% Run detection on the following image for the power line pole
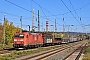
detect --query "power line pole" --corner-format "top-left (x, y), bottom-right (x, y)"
top-left (46, 21), bottom-right (49, 32)
top-left (20, 16), bottom-right (22, 32)
top-left (38, 10), bottom-right (40, 32)
top-left (3, 14), bottom-right (6, 47)
top-left (63, 24), bottom-right (65, 33)
top-left (63, 17), bottom-right (64, 35)
top-left (55, 19), bottom-right (57, 32)
top-left (32, 9), bottom-right (34, 32)
top-left (42, 22), bottom-right (43, 32)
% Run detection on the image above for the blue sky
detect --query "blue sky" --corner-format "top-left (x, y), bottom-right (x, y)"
top-left (0, 0), bottom-right (90, 33)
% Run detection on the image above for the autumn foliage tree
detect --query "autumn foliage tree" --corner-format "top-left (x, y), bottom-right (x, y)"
top-left (0, 23), bottom-right (3, 44)
top-left (52, 32), bottom-right (69, 38)
top-left (3, 19), bottom-right (21, 44)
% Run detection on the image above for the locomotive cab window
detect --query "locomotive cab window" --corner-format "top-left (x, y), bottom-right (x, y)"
top-left (19, 34), bottom-right (24, 38)
top-left (14, 34), bottom-right (24, 38)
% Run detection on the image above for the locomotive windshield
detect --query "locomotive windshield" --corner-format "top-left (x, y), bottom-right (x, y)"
top-left (14, 34), bottom-right (24, 38)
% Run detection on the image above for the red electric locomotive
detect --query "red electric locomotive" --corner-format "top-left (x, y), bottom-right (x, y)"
top-left (13, 32), bottom-right (44, 49)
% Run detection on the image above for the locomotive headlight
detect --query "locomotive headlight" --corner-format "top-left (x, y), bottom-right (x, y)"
top-left (14, 39), bottom-right (17, 41)
top-left (20, 39), bottom-right (23, 41)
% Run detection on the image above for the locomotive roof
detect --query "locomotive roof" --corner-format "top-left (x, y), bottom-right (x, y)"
top-left (30, 33), bottom-right (40, 35)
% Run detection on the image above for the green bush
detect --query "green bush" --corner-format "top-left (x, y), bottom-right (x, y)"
top-left (82, 53), bottom-right (90, 60)
top-left (88, 40), bottom-right (90, 44)
top-left (84, 47), bottom-right (90, 54)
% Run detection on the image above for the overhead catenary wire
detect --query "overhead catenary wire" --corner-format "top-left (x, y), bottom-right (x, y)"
top-left (64, 2), bottom-right (90, 15)
top-left (63, 2), bottom-right (90, 17)
top-left (0, 11), bottom-right (34, 25)
top-left (68, 0), bottom-right (86, 30)
top-left (0, 11), bottom-right (20, 17)
top-left (37, 2), bottom-right (63, 26)
top-left (5, 0), bottom-right (90, 19)
top-left (69, 0), bottom-right (84, 28)
top-left (0, 14), bottom-right (29, 28)
top-left (5, 0), bottom-right (40, 20)
top-left (0, 11), bottom-right (42, 31)
top-left (5, 0), bottom-right (32, 14)
top-left (45, 2), bottom-right (90, 17)
top-left (4, 0), bottom-right (62, 27)
top-left (6, 0), bottom-right (88, 27)
top-left (5, 0), bottom-right (62, 26)
top-left (68, 0), bottom-right (79, 18)
top-left (5, 0), bottom-right (90, 32)
top-left (32, 0), bottom-right (90, 28)
top-left (61, 0), bottom-right (83, 27)
top-left (32, 0), bottom-right (57, 18)
top-left (0, 11), bottom-right (32, 19)
top-left (0, 11), bottom-right (34, 31)
top-left (5, 0), bottom-right (49, 20)
top-left (32, 0), bottom-right (66, 25)
top-left (4, 0), bottom-right (67, 31)
top-left (1, 18), bottom-right (29, 28)
top-left (0, 18), bottom-right (20, 27)
top-left (39, 5), bottom-right (48, 20)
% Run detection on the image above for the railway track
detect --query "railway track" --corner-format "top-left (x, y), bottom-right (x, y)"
top-left (63, 43), bottom-right (86, 60)
top-left (0, 40), bottom-right (87, 60)
top-left (63, 40), bottom-right (88, 60)
top-left (18, 41), bottom-right (84, 60)
top-left (75, 44), bottom-right (89, 60)
top-left (0, 41), bottom-right (80, 55)
top-left (0, 48), bottom-right (16, 55)
top-left (0, 49), bottom-right (10, 54)
top-left (0, 45), bottom-right (61, 55)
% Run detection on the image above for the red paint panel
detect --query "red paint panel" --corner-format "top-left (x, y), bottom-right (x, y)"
top-left (28, 33), bottom-right (43, 45)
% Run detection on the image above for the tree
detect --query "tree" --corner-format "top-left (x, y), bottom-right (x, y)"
top-left (63, 33), bottom-right (68, 38)
top-left (59, 33), bottom-right (63, 38)
top-left (0, 23), bottom-right (3, 44)
top-left (3, 19), bottom-right (21, 44)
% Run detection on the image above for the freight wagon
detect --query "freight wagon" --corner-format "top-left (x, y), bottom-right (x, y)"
top-left (61, 37), bottom-right (80, 44)
top-left (61, 38), bottom-right (70, 43)
top-left (69, 38), bottom-right (78, 43)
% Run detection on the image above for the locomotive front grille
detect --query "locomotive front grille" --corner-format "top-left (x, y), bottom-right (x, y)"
top-left (13, 44), bottom-right (24, 48)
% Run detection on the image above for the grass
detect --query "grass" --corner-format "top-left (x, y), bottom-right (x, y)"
top-left (84, 47), bottom-right (90, 54)
top-left (82, 53), bottom-right (90, 60)
top-left (82, 40), bottom-right (90, 60)
top-left (0, 45), bottom-right (60, 60)
top-left (88, 40), bottom-right (90, 44)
